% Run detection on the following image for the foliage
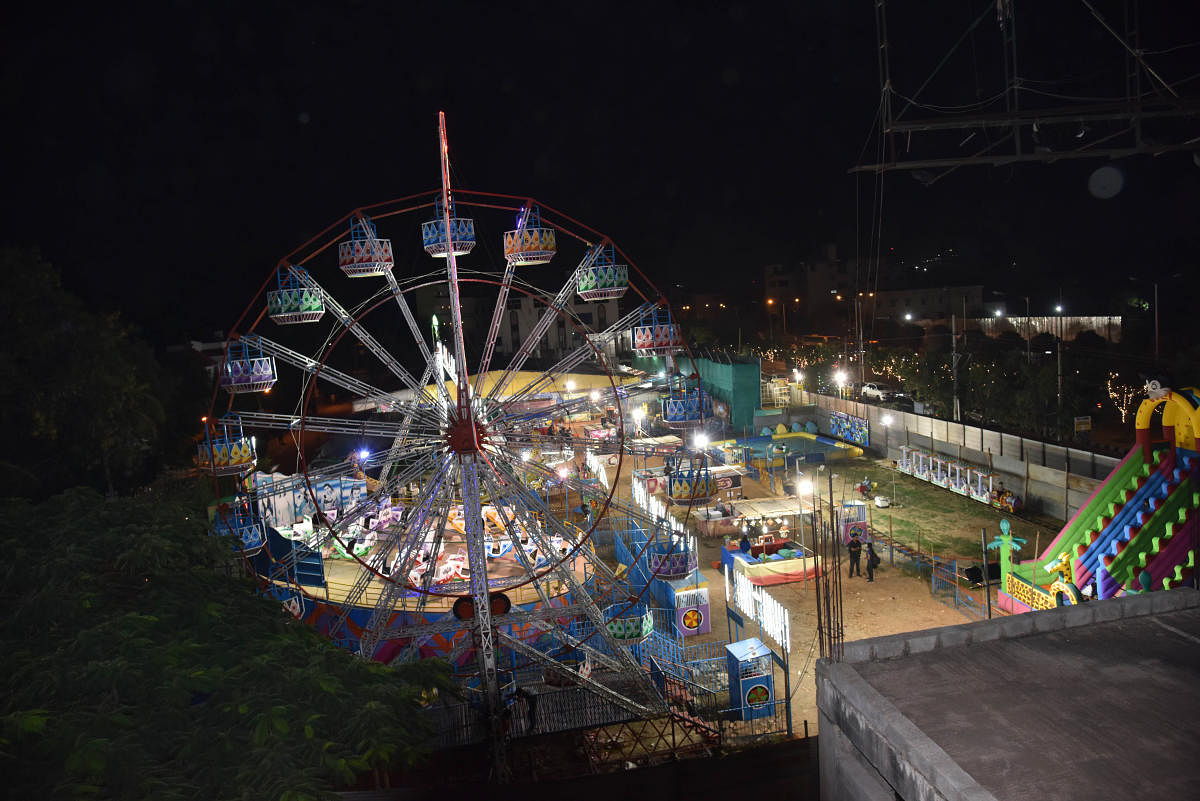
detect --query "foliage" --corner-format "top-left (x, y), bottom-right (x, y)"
top-left (0, 248), bottom-right (194, 498)
top-left (0, 480), bottom-right (454, 800)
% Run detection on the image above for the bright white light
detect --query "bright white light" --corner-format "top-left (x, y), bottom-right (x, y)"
top-left (589, 389), bottom-right (600, 402)
top-left (556, 466), bottom-right (569, 479)
top-left (565, 380), bottom-right (576, 392)
top-left (798, 479), bottom-right (814, 495)
top-left (834, 370), bottom-right (847, 387)
top-left (904, 313), bottom-right (913, 321)
top-left (657, 370), bottom-right (666, 378)
top-left (762, 522), bottom-right (769, 534)
top-left (694, 433), bottom-right (710, 450)
top-left (994, 309), bottom-right (1003, 317)
top-left (792, 369), bottom-right (801, 380)
top-left (1055, 304), bottom-right (1063, 313)
top-left (521, 450), bottom-right (531, 462)
top-left (881, 414), bottom-right (893, 427)
top-left (632, 407), bottom-right (645, 422)
top-left (358, 448), bottom-right (370, 459)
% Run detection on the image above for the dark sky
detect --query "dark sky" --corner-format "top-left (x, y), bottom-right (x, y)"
top-left (3, 1), bottom-right (1198, 341)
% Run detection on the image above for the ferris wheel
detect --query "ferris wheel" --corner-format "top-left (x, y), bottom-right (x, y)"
top-left (200, 112), bottom-right (716, 770)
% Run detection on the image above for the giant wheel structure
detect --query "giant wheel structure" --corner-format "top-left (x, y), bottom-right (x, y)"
top-left (200, 113), bottom-right (716, 777)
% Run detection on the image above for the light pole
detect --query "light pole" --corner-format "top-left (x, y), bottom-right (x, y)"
top-left (834, 370), bottom-right (847, 400)
top-left (1055, 303), bottom-right (1064, 420)
top-left (1023, 296), bottom-right (1031, 365)
top-left (882, 414), bottom-right (897, 505)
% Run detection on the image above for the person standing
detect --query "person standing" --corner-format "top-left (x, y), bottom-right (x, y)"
top-left (866, 541), bottom-right (879, 582)
top-left (848, 534), bottom-right (863, 577)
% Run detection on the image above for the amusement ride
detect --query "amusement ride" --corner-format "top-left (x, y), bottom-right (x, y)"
top-left (200, 113), bottom-right (720, 778)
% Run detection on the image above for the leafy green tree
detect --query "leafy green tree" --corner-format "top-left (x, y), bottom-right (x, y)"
top-left (0, 479), bottom-right (454, 800)
top-left (0, 249), bottom-right (172, 497)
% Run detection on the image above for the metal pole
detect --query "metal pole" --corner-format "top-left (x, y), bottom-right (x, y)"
top-left (1056, 311), bottom-right (1063, 421)
top-left (951, 313), bottom-right (960, 422)
top-left (981, 527), bottom-right (993, 619)
top-left (1024, 296), bottom-right (1031, 365)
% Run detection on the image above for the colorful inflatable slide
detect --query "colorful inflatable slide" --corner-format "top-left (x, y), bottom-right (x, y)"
top-left (999, 382), bottom-right (1199, 612)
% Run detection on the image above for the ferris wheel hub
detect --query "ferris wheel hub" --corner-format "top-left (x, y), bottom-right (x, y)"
top-left (446, 414), bottom-right (488, 454)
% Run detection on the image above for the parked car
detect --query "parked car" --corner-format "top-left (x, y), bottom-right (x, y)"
top-left (860, 382), bottom-right (897, 401)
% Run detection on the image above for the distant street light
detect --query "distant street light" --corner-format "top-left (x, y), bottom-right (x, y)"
top-left (904, 312), bottom-right (913, 321)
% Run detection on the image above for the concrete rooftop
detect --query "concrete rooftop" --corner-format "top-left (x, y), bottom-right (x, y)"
top-left (818, 588), bottom-right (1200, 801)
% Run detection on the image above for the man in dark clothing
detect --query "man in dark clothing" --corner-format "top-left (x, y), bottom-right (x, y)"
top-left (847, 535), bottom-right (863, 577)
top-left (866, 542), bottom-right (879, 582)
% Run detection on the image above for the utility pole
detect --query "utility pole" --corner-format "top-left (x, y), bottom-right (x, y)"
top-left (857, 297), bottom-right (866, 387)
top-left (951, 313), bottom-right (961, 422)
top-left (1024, 296), bottom-right (1031, 365)
top-left (1055, 300), bottom-right (1064, 420)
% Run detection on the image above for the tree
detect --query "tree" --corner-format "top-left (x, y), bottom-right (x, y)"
top-left (0, 479), bottom-right (454, 799)
top-left (0, 249), bottom-right (171, 497)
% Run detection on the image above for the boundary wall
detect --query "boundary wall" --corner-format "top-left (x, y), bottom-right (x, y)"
top-left (796, 391), bottom-right (1121, 520)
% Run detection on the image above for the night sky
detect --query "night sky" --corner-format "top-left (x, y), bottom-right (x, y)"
top-left (4, 1), bottom-right (1198, 342)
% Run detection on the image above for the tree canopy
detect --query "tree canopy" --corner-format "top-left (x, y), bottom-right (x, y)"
top-left (0, 480), bottom-right (454, 800)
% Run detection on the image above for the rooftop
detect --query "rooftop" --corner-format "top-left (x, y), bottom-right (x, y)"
top-left (818, 589), bottom-right (1200, 800)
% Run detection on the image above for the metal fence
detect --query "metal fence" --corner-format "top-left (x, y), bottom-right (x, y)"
top-left (931, 557), bottom-right (987, 621)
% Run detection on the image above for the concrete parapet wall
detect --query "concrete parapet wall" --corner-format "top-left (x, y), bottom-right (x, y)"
top-left (840, 587), bottom-right (1199, 664)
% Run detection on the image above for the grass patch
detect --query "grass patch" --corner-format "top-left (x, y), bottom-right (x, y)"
top-left (816, 457), bottom-right (1063, 561)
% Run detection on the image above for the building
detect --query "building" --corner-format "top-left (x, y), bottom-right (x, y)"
top-left (495, 293), bottom-right (623, 363)
top-left (872, 284), bottom-right (985, 321)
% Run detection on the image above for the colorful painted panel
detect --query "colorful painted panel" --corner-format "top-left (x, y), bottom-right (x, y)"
top-left (830, 410), bottom-right (869, 447)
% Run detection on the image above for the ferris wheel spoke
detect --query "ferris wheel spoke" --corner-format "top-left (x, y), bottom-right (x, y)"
top-left (492, 303), bottom-right (653, 413)
top-left (232, 410), bottom-right (444, 442)
top-left (458, 457), bottom-right (504, 721)
top-left (359, 461), bottom-right (457, 658)
top-left (381, 455), bottom-right (457, 594)
top-left (484, 242), bottom-right (607, 403)
top-left (492, 448), bottom-right (667, 539)
top-left (326, 455), bottom-right (453, 641)
top-left (435, 115), bottom-right (475, 423)
top-left (384, 270), bottom-right (455, 410)
top-left (267, 451), bottom-right (444, 589)
top-left (486, 456), bottom-right (620, 583)
top-left (379, 360), bottom-right (443, 483)
top-left (288, 268), bottom-right (440, 408)
top-left (484, 462), bottom-right (662, 702)
top-left (241, 333), bottom-right (392, 400)
top-left (322, 450), bottom-right (448, 633)
top-left (472, 258), bottom-right (517, 400)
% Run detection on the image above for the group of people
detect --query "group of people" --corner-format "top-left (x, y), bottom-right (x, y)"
top-left (846, 534), bottom-right (881, 582)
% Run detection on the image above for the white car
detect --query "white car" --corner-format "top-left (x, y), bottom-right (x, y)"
top-left (860, 382), bottom-right (896, 401)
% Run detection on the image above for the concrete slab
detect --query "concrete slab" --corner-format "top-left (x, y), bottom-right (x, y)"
top-left (847, 594), bottom-right (1200, 800)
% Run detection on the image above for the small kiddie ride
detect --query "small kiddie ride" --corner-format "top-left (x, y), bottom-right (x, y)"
top-left (854, 476), bottom-right (876, 499)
